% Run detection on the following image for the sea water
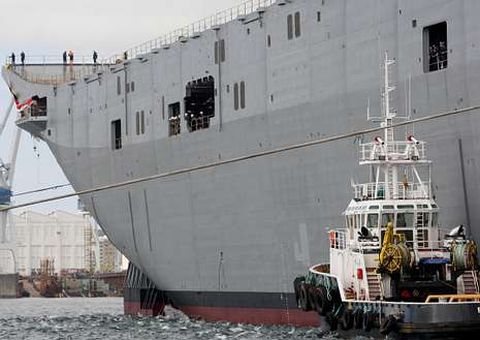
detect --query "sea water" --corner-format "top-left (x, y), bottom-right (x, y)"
top-left (0, 298), bottom-right (368, 339)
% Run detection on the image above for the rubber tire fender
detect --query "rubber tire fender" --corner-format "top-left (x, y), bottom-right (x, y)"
top-left (362, 311), bottom-right (374, 332)
top-left (340, 309), bottom-right (354, 330)
top-left (293, 276), bottom-right (305, 307)
top-left (325, 311), bottom-right (338, 331)
top-left (353, 310), bottom-right (364, 329)
top-left (298, 283), bottom-right (311, 311)
top-left (316, 286), bottom-right (332, 316)
top-left (380, 315), bottom-right (397, 336)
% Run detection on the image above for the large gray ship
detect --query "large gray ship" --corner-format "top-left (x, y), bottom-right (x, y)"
top-left (2, 0), bottom-right (480, 326)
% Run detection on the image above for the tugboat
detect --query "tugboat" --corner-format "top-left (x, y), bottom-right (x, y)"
top-left (294, 53), bottom-right (480, 338)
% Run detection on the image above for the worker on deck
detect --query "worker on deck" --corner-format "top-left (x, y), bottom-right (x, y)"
top-left (62, 51), bottom-right (67, 64)
top-left (93, 51), bottom-right (98, 64)
top-left (68, 50), bottom-right (74, 64)
top-left (20, 51), bottom-right (25, 65)
top-left (10, 52), bottom-right (15, 65)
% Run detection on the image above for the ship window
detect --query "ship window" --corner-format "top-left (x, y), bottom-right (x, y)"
top-left (240, 81), bottom-right (246, 109)
top-left (294, 12), bottom-right (301, 37)
top-left (111, 119), bottom-right (122, 150)
top-left (184, 76), bottom-right (215, 132)
top-left (135, 112), bottom-right (140, 135)
top-left (162, 96), bottom-right (165, 120)
top-left (267, 35), bottom-right (271, 47)
top-left (317, 11), bottom-right (321, 22)
top-left (141, 110), bottom-right (145, 134)
top-left (382, 213), bottom-right (394, 227)
top-left (367, 214), bottom-right (379, 229)
top-left (117, 76), bottom-right (121, 95)
top-left (287, 14), bottom-right (293, 40)
top-left (214, 39), bottom-right (226, 64)
top-left (396, 212), bottom-right (414, 228)
top-left (168, 102), bottom-right (181, 136)
top-left (126, 83), bottom-right (130, 93)
top-left (131, 81), bottom-right (135, 92)
top-left (369, 205), bottom-right (379, 210)
top-left (398, 205), bottom-right (414, 209)
top-left (432, 212), bottom-right (438, 227)
top-left (423, 22), bottom-right (447, 72)
top-left (234, 83), bottom-right (239, 111)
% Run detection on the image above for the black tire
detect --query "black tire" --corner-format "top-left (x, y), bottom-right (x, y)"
top-left (325, 311), bottom-right (338, 331)
top-left (299, 283), bottom-right (311, 311)
top-left (362, 311), bottom-right (374, 332)
top-left (293, 276), bottom-right (305, 307)
top-left (311, 288), bottom-right (321, 313)
top-left (316, 286), bottom-right (331, 316)
top-left (380, 315), bottom-right (397, 335)
top-left (340, 310), bottom-right (354, 330)
top-left (353, 310), bottom-right (363, 329)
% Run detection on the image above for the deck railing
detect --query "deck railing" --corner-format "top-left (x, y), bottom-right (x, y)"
top-left (353, 182), bottom-right (430, 201)
top-left (101, 0), bottom-right (277, 64)
top-left (359, 141), bottom-right (427, 162)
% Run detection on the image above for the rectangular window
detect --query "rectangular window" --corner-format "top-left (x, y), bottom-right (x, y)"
top-left (168, 102), bottom-right (181, 136)
top-left (117, 76), bottom-right (121, 95)
top-left (214, 41), bottom-right (219, 64)
top-left (131, 81), bottom-right (135, 92)
top-left (141, 110), bottom-right (145, 134)
top-left (126, 83), bottom-right (130, 93)
top-left (111, 119), bottom-right (122, 150)
top-left (287, 14), bottom-right (293, 40)
top-left (240, 81), bottom-right (246, 109)
top-left (219, 39), bottom-right (226, 62)
top-left (294, 12), bottom-right (301, 37)
top-left (233, 83), bottom-right (239, 111)
top-left (135, 112), bottom-right (140, 135)
top-left (423, 22), bottom-right (447, 73)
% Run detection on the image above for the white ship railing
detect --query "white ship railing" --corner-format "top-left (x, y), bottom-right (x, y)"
top-left (359, 141), bottom-right (427, 162)
top-left (101, 0), bottom-right (277, 63)
top-left (5, 63), bottom-right (110, 86)
top-left (353, 182), bottom-right (430, 200)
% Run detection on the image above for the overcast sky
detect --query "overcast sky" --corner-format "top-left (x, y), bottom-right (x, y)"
top-left (0, 0), bottom-right (242, 213)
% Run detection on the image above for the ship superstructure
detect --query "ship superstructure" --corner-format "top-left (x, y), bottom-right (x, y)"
top-left (3, 0), bottom-right (480, 326)
top-left (294, 53), bottom-right (480, 337)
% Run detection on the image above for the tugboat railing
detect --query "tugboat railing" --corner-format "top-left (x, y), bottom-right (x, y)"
top-left (359, 141), bottom-right (427, 162)
top-left (353, 182), bottom-right (430, 200)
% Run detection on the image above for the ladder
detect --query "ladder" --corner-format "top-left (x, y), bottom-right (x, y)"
top-left (458, 271), bottom-right (480, 294)
top-left (366, 268), bottom-right (382, 300)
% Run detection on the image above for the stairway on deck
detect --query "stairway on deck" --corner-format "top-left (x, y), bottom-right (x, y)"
top-left (366, 268), bottom-right (381, 300)
top-left (457, 270), bottom-right (479, 294)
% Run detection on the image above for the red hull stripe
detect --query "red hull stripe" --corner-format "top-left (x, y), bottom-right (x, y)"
top-left (178, 306), bottom-right (319, 327)
top-left (124, 301), bottom-right (165, 317)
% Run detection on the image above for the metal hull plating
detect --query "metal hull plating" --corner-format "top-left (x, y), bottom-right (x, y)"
top-left (4, 0), bottom-right (480, 325)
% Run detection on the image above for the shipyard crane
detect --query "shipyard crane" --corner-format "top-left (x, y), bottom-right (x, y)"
top-left (0, 98), bottom-right (21, 274)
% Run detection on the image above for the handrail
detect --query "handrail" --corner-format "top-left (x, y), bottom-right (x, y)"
top-left (101, 0), bottom-right (276, 64)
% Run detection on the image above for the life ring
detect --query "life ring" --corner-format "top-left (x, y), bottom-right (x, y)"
top-left (362, 310), bottom-right (374, 332)
top-left (380, 315), bottom-right (397, 335)
top-left (298, 283), bottom-right (311, 311)
top-left (340, 309), bottom-right (354, 330)
top-left (353, 310), bottom-right (363, 329)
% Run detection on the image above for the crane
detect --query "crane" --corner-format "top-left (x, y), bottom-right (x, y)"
top-left (0, 98), bottom-right (21, 274)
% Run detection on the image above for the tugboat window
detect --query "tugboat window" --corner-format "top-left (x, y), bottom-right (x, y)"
top-left (168, 102), bottom-right (181, 136)
top-left (367, 213), bottom-right (379, 228)
top-left (294, 12), bottom-right (301, 38)
top-left (423, 22), bottom-right (447, 72)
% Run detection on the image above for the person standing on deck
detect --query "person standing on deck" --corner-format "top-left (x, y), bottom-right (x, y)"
top-left (93, 51), bottom-right (98, 64)
top-left (10, 53), bottom-right (15, 65)
top-left (62, 51), bottom-right (67, 64)
top-left (20, 52), bottom-right (25, 65)
top-left (68, 50), bottom-right (74, 64)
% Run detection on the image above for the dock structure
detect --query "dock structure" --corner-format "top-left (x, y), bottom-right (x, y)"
top-left (0, 273), bottom-right (19, 298)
